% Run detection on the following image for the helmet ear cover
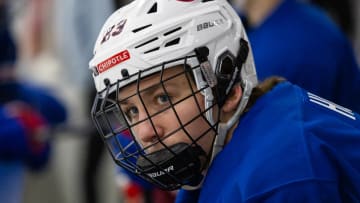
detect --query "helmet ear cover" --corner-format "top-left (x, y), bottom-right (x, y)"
top-left (194, 38), bottom-right (249, 107)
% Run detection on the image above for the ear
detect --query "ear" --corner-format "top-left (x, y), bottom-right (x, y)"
top-left (221, 85), bottom-right (242, 113)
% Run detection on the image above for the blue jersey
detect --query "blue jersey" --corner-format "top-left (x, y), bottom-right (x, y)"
top-left (176, 82), bottom-right (360, 203)
top-left (245, 0), bottom-right (360, 113)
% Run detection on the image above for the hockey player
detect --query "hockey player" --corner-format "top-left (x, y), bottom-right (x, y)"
top-left (89, 0), bottom-right (360, 202)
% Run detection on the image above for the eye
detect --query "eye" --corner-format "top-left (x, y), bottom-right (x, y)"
top-left (125, 106), bottom-right (139, 122)
top-left (156, 94), bottom-right (170, 105)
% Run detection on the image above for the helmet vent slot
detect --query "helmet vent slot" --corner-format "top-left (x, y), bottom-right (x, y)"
top-left (132, 24), bottom-right (152, 33)
top-left (135, 37), bottom-right (159, 48)
top-left (163, 27), bottom-right (182, 36)
top-left (165, 38), bottom-right (180, 47)
top-left (147, 3), bottom-right (158, 14)
top-left (144, 47), bottom-right (160, 54)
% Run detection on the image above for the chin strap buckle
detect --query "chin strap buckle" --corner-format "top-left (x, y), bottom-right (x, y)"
top-left (195, 46), bottom-right (218, 88)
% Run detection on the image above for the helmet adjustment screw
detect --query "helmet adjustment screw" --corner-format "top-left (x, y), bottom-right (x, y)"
top-left (195, 46), bottom-right (217, 88)
top-left (104, 78), bottom-right (111, 86)
top-left (194, 46), bottom-right (210, 63)
top-left (121, 69), bottom-right (130, 78)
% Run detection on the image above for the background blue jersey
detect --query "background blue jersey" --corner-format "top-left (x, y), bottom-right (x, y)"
top-left (0, 160), bottom-right (26, 203)
top-left (0, 107), bottom-right (31, 203)
top-left (177, 82), bottom-right (360, 203)
top-left (0, 83), bottom-right (65, 203)
top-left (0, 82), bottom-right (66, 170)
top-left (245, 0), bottom-right (360, 113)
top-left (0, 107), bottom-right (28, 159)
top-left (0, 82), bottom-right (67, 125)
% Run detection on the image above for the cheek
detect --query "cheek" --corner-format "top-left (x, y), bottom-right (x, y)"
top-left (176, 94), bottom-right (205, 131)
top-left (172, 95), bottom-right (216, 151)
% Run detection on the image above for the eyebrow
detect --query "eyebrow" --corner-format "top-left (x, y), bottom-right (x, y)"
top-left (118, 81), bottom-right (178, 104)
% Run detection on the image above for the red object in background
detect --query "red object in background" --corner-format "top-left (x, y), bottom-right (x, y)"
top-left (5, 101), bottom-right (49, 155)
top-left (125, 183), bottom-right (143, 198)
top-left (152, 188), bottom-right (176, 203)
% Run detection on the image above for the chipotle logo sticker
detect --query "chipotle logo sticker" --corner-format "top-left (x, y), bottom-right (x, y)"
top-left (97, 50), bottom-right (130, 74)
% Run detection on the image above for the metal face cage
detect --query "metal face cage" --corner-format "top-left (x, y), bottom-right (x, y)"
top-left (91, 55), bottom-right (219, 190)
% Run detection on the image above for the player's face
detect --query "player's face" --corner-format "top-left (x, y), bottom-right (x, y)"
top-left (118, 66), bottom-right (216, 154)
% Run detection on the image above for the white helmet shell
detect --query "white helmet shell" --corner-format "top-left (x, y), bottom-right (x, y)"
top-left (89, 0), bottom-right (257, 94)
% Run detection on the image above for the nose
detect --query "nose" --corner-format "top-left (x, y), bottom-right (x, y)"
top-left (135, 111), bottom-right (164, 146)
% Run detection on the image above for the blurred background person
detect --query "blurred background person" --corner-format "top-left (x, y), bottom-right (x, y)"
top-left (3, 0), bottom-right (113, 202)
top-left (0, 12), bottom-right (67, 203)
top-left (0, 27), bottom-right (67, 129)
top-left (231, 0), bottom-right (360, 113)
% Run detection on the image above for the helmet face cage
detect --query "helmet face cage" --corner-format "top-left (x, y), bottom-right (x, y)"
top-left (90, 0), bottom-right (258, 191)
top-left (91, 55), bottom-right (219, 190)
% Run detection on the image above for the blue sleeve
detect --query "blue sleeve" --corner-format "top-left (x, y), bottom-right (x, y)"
top-left (175, 189), bottom-right (200, 203)
top-left (246, 180), bottom-right (352, 203)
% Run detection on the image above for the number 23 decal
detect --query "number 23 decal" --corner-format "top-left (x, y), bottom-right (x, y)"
top-left (101, 19), bottom-right (127, 44)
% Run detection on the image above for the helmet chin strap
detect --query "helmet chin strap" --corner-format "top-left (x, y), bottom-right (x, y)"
top-left (180, 82), bottom-right (252, 192)
top-left (211, 79), bottom-right (253, 162)
top-left (180, 85), bottom-right (215, 191)
top-left (182, 46), bottom-right (255, 190)
top-left (179, 81), bottom-right (248, 191)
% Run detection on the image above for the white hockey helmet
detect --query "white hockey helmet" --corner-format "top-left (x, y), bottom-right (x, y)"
top-left (90, 0), bottom-right (257, 190)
